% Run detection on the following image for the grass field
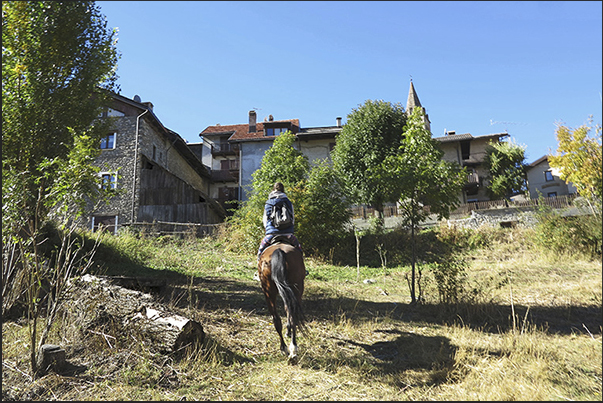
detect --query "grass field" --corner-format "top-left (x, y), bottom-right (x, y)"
top-left (2, 225), bottom-right (601, 401)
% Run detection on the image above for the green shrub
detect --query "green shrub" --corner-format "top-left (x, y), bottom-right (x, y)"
top-left (294, 159), bottom-right (352, 257)
top-left (426, 258), bottom-right (469, 304)
top-left (219, 136), bottom-right (352, 260)
top-left (534, 207), bottom-right (602, 259)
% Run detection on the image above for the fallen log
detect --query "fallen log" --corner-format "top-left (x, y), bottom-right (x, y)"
top-left (63, 274), bottom-right (204, 354)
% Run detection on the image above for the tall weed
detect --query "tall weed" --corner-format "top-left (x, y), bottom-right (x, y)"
top-left (426, 258), bottom-right (469, 304)
top-left (534, 204), bottom-right (602, 260)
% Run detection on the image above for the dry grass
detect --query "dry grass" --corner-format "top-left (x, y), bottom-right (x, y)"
top-left (2, 227), bottom-right (602, 401)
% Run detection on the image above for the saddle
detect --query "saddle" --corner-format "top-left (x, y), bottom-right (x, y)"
top-left (269, 234), bottom-right (295, 247)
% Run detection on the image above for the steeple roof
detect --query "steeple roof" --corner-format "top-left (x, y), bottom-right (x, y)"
top-left (406, 80), bottom-right (422, 111)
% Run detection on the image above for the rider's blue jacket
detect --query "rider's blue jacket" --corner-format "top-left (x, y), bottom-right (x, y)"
top-left (263, 190), bottom-right (295, 235)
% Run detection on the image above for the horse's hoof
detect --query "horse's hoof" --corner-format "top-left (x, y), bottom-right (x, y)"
top-left (288, 354), bottom-right (298, 364)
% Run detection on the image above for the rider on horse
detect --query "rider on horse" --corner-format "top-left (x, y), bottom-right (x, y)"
top-left (257, 182), bottom-right (303, 261)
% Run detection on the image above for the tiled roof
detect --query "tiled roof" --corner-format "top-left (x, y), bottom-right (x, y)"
top-left (433, 132), bottom-right (508, 143)
top-left (297, 126), bottom-right (342, 140)
top-left (434, 133), bottom-right (473, 142)
top-left (200, 119), bottom-right (300, 142)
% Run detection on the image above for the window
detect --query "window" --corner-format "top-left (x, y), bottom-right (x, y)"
top-left (460, 140), bottom-right (471, 160)
top-left (265, 127), bottom-right (288, 136)
top-left (98, 108), bottom-right (125, 118)
top-left (547, 192), bottom-right (557, 198)
top-left (100, 173), bottom-right (117, 190)
top-left (100, 133), bottom-right (116, 149)
top-left (152, 145), bottom-right (157, 160)
top-left (221, 159), bottom-right (239, 170)
top-left (544, 170), bottom-right (554, 181)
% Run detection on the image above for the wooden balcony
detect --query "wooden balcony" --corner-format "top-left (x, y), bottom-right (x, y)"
top-left (211, 169), bottom-right (239, 182)
top-left (211, 143), bottom-right (239, 156)
top-left (464, 171), bottom-right (480, 189)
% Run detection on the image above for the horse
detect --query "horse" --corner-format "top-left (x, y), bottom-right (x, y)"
top-left (257, 241), bottom-right (307, 361)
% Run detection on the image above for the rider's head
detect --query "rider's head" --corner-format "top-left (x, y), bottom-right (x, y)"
top-left (273, 182), bottom-right (284, 192)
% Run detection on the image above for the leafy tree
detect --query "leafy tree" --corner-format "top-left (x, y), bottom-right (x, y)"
top-left (2, 0), bottom-right (119, 221)
top-left (331, 100), bottom-right (407, 227)
top-left (225, 131), bottom-right (310, 253)
top-left (548, 117), bottom-right (602, 215)
top-left (224, 132), bottom-right (352, 258)
top-left (483, 139), bottom-right (528, 200)
top-left (295, 159), bottom-right (352, 256)
top-left (2, 1), bottom-right (119, 377)
top-left (248, 130), bottom-right (311, 201)
top-left (379, 107), bottom-right (466, 303)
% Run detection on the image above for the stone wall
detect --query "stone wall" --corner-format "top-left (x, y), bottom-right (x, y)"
top-left (351, 204), bottom-right (590, 231)
top-left (91, 116), bottom-right (139, 227)
top-left (442, 207), bottom-right (539, 229)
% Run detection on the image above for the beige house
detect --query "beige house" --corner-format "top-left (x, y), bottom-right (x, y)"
top-left (526, 155), bottom-right (577, 199)
top-left (198, 81), bottom-right (512, 209)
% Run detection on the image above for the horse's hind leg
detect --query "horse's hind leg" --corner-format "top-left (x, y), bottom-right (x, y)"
top-left (273, 312), bottom-right (288, 356)
top-left (263, 286), bottom-right (288, 356)
top-left (282, 306), bottom-right (298, 360)
top-left (288, 324), bottom-right (298, 361)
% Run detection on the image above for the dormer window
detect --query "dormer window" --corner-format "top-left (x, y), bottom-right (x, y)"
top-left (265, 127), bottom-right (288, 136)
top-left (264, 121), bottom-right (293, 137)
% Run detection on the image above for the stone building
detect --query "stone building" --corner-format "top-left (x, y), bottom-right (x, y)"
top-left (89, 93), bottom-right (225, 234)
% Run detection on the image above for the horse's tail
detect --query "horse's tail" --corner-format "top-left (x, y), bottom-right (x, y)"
top-left (271, 248), bottom-right (307, 333)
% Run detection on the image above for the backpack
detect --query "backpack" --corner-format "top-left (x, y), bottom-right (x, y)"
top-left (270, 200), bottom-right (293, 230)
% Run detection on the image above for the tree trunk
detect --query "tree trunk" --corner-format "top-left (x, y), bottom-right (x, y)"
top-left (63, 274), bottom-right (204, 354)
top-left (410, 218), bottom-right (417, 304)
top-left (374, 203), bottom-right (385, 230)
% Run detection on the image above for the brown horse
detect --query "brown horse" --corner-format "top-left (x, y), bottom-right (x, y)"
top-left (257, 242), bottom-right (307, 361)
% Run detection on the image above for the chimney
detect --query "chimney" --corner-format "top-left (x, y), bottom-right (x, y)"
top-left (448, 130), bottom-right (456, 136)
top-left (336, 117), bottom-right (342, 127)
top-left (249, 110), bottom-right (257, 133)
top-left (269, 114), bottom-right (274, 121)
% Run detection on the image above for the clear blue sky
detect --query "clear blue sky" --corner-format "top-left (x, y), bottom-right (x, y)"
top-left (97, 1), bottom-right (602, 163)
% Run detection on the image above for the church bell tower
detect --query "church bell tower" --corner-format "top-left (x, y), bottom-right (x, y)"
top-left (406, 79), bottom-right (431, 134)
